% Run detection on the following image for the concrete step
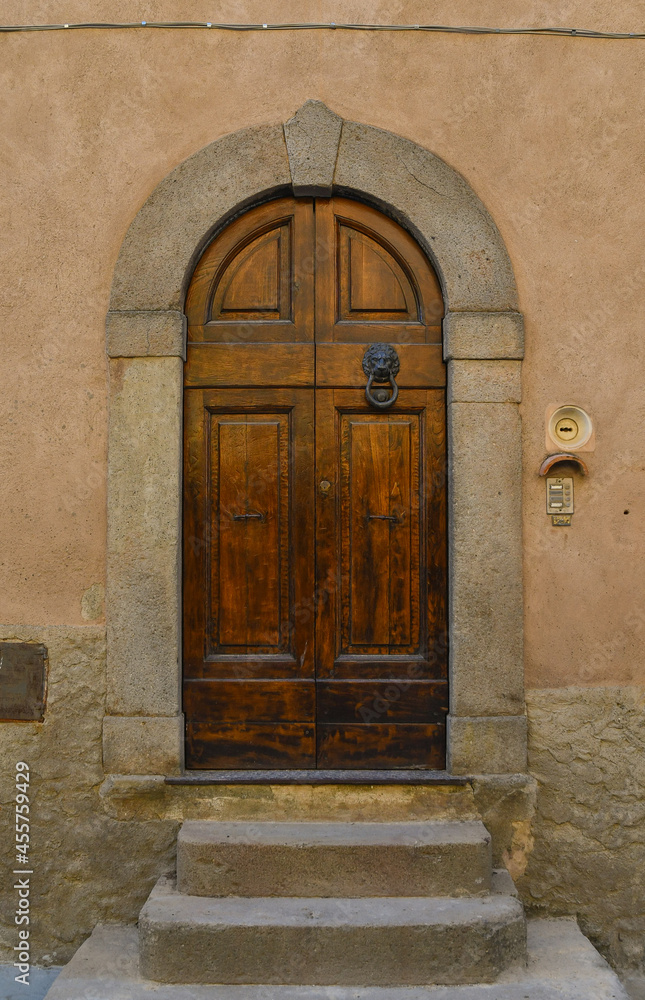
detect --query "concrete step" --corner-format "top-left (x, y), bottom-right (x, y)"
top-left (138, 875), bottom-right (525, 986)
top-left (177, 820), bottom-right (492, 897)
top-left (43, 918), bottom-right (630, 1000)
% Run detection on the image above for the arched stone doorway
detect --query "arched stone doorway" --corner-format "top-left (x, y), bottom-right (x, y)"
top-left (103, 101), bottom-right (525, 779)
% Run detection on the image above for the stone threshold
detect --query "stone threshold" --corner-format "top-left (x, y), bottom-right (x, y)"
top-left (165, 770), bottom-right (471, 785)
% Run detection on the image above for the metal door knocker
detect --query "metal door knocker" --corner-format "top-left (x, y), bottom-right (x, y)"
top-left (362, 344), bottom-right (400, 409)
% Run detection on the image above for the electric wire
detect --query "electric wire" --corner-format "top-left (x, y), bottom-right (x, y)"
top-left (0, 21), bottom-right (644, 38)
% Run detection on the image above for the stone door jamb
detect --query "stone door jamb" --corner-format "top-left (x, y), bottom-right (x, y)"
top-left (103, 101), bottom-right (526, 778)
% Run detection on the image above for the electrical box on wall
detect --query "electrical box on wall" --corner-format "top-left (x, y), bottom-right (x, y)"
top-left (546, 477), bottom-right (574, 526)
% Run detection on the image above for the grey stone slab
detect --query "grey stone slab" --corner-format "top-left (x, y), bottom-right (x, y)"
top-left (448, 402), bottom-right (524, 719)
top-left (177, 820), bottom-right (492, 898)
top-left (106, 311), bottom-right (186, 358)
top-left (334, 122), bottom-right (519, 314)
top-left (443, 312), bottom-right (524, 360)
top-left (139, 876), bottom-right (525, 985)
top-left (448, 361), bottom-right (522, 404)
top-left (284, 101), bottom-right (343, 196)
top-left (102, 715), bottom-right (183, 775)
top-left (448, 717), bottom-right (528, 776)
top-left (43, 919), bottom-right (628, 1000)
top-left (106, 357), bottom-right (182, 723)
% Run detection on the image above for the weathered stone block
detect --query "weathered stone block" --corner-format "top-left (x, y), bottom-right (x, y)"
top-left (524, 686), bottom-right (645, 972)
top-left (448, 360), bottom-right (522, 403)
top-left (448, 715), bottom-right (528, 774)
top-left (177, 820), bottom-right (492, 898)
top-left (102, 715), bottom-right (183, 775)
top-left (106, 357), bottom-right (182, 718)
top-left (448, 402), bottom-right (524, 717)
top-left (284, 100), bottom-right (343, 196)
top-left (443, 311), bottom-right (524, 360)
top-left (106, 311), bottom-right (186, 358)
top-left (139, 875), bottom-right (526, 985)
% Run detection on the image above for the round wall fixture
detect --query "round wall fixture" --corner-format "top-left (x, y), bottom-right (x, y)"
top-left (547, 405), bottom-right (593, 451)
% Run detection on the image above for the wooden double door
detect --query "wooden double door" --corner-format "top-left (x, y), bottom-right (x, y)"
top-left (183, 196), bottom-right (447, 770)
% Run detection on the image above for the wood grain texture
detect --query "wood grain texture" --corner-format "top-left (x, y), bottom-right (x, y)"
top-left (316, 680), bottom-right (448, 724)
top-left (185, 344), bottom-right (315, 387)
top-left (184, 195), bottom-right (447, 771)
top-left (184, 680), bottom-right (315, 722)
top-left (315, 197), bottom-right (444, 343)
top-left (315, 343), bottom-right (445, 388)
top-left (317, 724), bottom-right (446, 769)
top-left (187, 722), bottom-right (316, 769)
top-left (186, 197), bottom-right (315, 342)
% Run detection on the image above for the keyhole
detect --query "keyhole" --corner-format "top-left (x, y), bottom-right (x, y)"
top-left (555, 417), bottom-right (579, 442)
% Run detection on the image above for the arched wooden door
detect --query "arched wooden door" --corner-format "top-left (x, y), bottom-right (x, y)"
top-left (183, 196), bottom-right (447, 771)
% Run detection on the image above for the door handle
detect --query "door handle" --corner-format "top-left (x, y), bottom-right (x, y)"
top-left (231, 511), bottom-right (266, 522)
top-left (366, 512), bottom-right (404, 524)
top-left (362, 343), bottom-right (400, 410)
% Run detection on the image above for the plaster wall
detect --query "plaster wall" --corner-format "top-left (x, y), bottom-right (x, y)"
top-left (1, 0), bottom-right (644, 978)
top-left (1, 0), bottom-right (643, 688)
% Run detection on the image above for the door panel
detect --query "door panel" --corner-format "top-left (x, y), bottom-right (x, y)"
top-left (185, 342), bottom-right (315, 388)
top-left (316, 680), bottom-right (448, 723)
top-left (187, 723), bottom-right (316, 769)
top-left (343, 412), bottom-right (419, 652)
top-left (183, 387), bottom-right (315, 768)
top-left (315, 388), bottom-right (447, 768)
top-left (317, 724), bottom-right (445, 769)
top-left (183, 196), bottom-right (447, 771)
top-left (185, 197), bottom-right (315, 342)
top-left (315, 198), bottom-right (444, 343)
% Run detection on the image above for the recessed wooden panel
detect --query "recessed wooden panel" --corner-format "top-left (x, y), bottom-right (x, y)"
top-left (184, 680), bottom-right (315, 723)
top-left (187, 723), bottom-right (316, 769)
top-left (343, 227), bottom-right (415, 318)
top-left (214, 415), bottom-right (285, 649)
top-left (341, 413), bottom-right (421, 654)
top-left (316, 681), bottom-right (448, 724)
top-left (216, 227), bottom-right (286, 318)
top-left (183, 388), bottom-right (315, 683)
top-left (315, 197), bottom-right (444, 343)
top-left (186, 198), bottom-right (314, 342)
top-left (317, 724), bottom-right (446, 769)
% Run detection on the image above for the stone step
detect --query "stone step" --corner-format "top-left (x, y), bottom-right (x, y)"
top-left (177, 820), bottom-right (492, 897)
top-left (138, 876), bottom-right (526, 986)
top-left (43, 919), bottom-right (630, 1000)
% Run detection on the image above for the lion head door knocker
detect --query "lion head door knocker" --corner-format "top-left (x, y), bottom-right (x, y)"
top-left (362, 343), bottom-right (400, 410)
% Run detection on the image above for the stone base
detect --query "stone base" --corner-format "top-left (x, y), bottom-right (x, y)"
top-left (43, 918), bottom-right (628, 999)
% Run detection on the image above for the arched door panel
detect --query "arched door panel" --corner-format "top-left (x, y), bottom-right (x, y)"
top-left (183, 197), bottom-right (447, 770)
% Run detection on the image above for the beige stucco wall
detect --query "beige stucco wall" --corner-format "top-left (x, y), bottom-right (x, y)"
top-left (2, 0), bottom-right (644, 683)
top-left (1, 0), bottom-right (644, 976)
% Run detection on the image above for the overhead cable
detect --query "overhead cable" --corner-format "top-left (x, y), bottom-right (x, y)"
top-left (0, 21), bottom-right (644, 38)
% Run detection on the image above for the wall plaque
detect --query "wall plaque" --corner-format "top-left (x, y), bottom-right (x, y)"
top-left (0, 643), bottom-right (47, 721)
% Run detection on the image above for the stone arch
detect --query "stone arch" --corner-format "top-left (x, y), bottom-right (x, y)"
top-left (103, 101), bottom-right (525, 779)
